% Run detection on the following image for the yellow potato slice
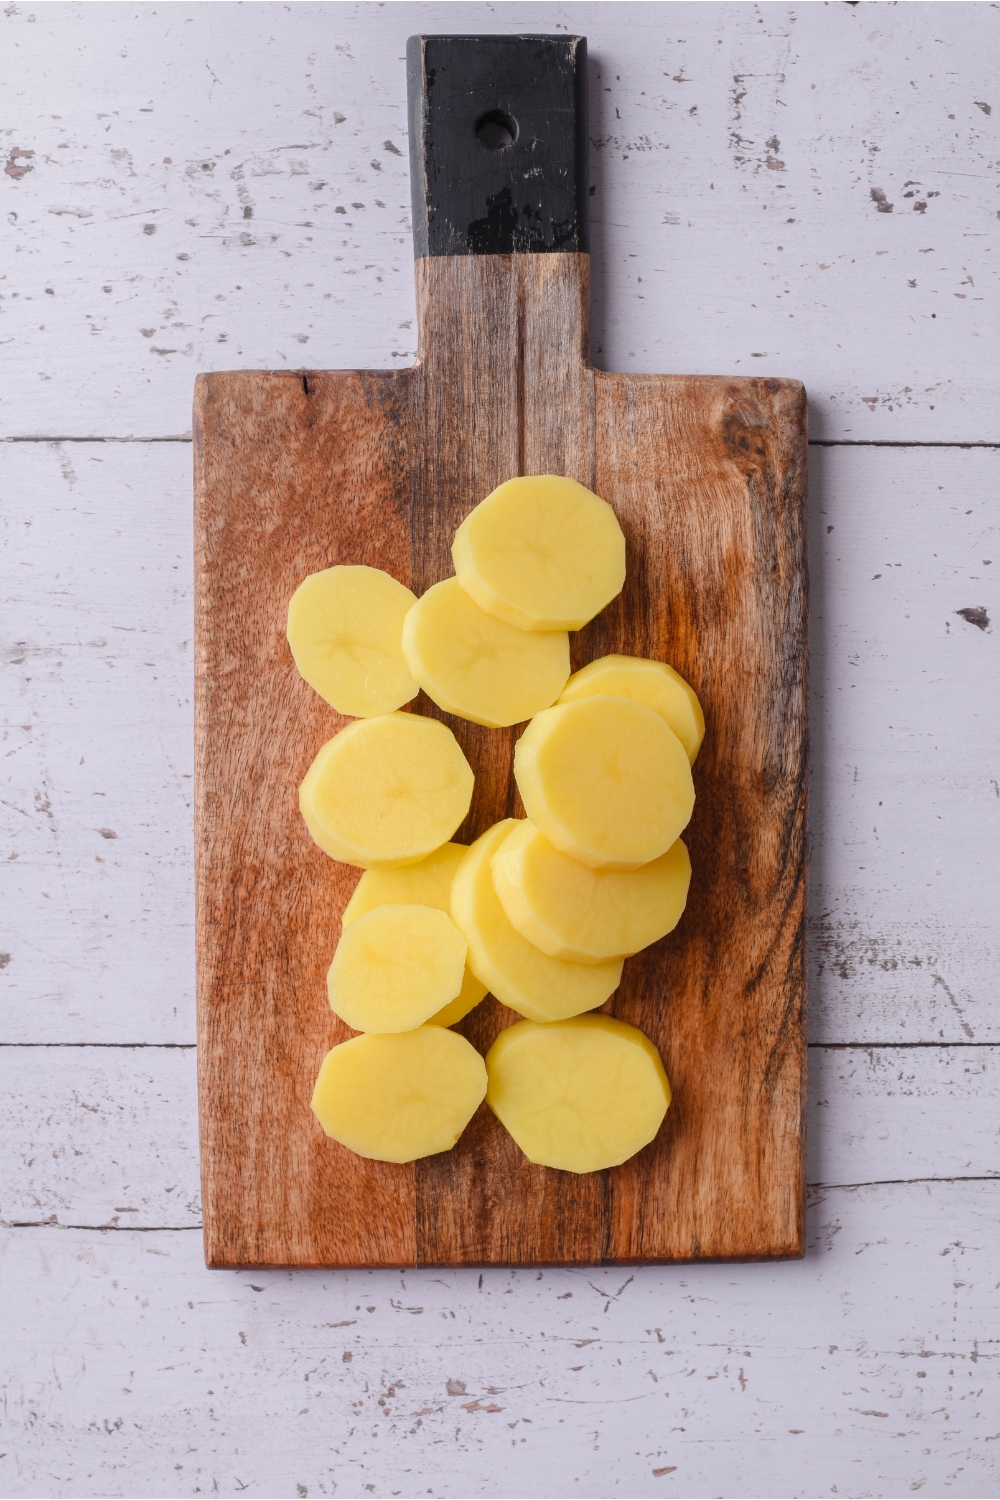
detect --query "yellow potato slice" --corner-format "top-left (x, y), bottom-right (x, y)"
top-left (300, 712), bottom-right (474, 869)
top-left (287, 564), bottom-right (419, 716)
top-left (491, 821), bottom-right (691, 964)
top-left (327, 903), bottom-right (467, 1032)
top-left (342, 841), bottom-right (467, 925)
top-left (452, 475), bottom-right (627, 631)
top-left (341, 843), bottom-right (487, 1026)
top-left (311, 1028), bottom-right (487, 1162)
top-left (425, 966), bottom-right (490, 1029)
top-left (401, 577), bottom-right (569, 728)
top-left (450, 820), bottom-right (623, 1022)
top-left (514, 695), bottom-right (694, 870)
top-left (485, 1014), bottom-right (671, 1173)
top-left (558, 654), bottom-right (705, 763)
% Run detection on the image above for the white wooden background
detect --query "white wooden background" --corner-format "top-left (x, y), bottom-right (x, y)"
top-left (1, 4), bottom-right (997, 1498)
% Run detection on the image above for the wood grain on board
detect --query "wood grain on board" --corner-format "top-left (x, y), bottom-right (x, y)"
top-left (194, 251), bottom-right (808, 1269)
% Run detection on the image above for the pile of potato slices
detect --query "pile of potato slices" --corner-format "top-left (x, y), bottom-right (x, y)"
top-left (286, 474), bottom-right (703, 1174)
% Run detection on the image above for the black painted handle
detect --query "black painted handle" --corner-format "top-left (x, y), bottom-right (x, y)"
top-left (406, 33), bottom-right (589, 258)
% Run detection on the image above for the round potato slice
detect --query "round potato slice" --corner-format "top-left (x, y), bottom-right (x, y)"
top-left (486, 1014), bottom-right (671, 1173)
top-left (287, 564), bottom-right (419, 716)
top-left (311, 1028), bottom-right (487, 1162)
top-left (452, 475), bottom-right (626, 631)
top-left (341, 844), bottom-right (487, 1027)
top-left (450, 821), bottom-right (622, 1022)
top-left (514, 695), bottom-right (694, 870)
top-left (425, 965), bottom-right (490, 1029)
top-left (558, 654), bottom-right (705, 763)
top-left (327, 904), bottom-right (468, 1033)
top-left (342, 841), bottom-right (467, 926)
top-left (300, 712), bottom-right (474, 869)
top-left (401, 577), bottom-right (569, 728)
top-left (491, 820), bottom-right (692, 963)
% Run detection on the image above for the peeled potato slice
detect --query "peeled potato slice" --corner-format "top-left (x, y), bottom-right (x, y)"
top-left (492, 821), bottom-right (692, 964)
top-left (514, 695), bottom-right (694, 870)
top-left (450, 821), bottom-right (622, 1022)
top-left (287, 564), bottom-right (419, 717)
top-left (485, 1014), bottom-right (671, 1173)
top-left (312, 1028), bottom-right (487, 1162)
top-left (425, 966), bottom-right (490, 1029)
top-left (452, 475), bottom-right (626, 631)
top-left (401, 577), bottom-right (569, 728)
top-left (342, 841), bottom-right (467, 925)
top-left (299, 712), bottom-right (474, 869)
top-left (341, 843), bottom-right (487, 1026)
top-left (558, 654), bottom-right (705, 763)
top-left (327, 904), bottom-right (467, 1032)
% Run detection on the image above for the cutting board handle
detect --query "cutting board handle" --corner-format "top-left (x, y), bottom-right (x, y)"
top-left (406, 34), bottom-right (590, 259)
top-left (406, 34), bottom-right (593, 458)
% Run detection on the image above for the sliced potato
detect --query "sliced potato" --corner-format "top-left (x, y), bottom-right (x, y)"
top-left (401, 577), bottom-right (569, 728)
top-left (558, 654), bottom-right (705, 763)
top-left (342, 842), bottom-right (467, 926)
top-left (326, 903), bottom-right (467, 1033)
top-left (299, 712), bottom-right (474, 869)
top-left (341, 843), bottom-right (487, 1027)
top-left (491, 820), bottom-right (691, 963)
top-left (287, 564), bottom-right (418, 716)
top-left (452, 475), bottom-right (626, 631)
top-left (485, 1014), bottom-right (671, 1173)
top-left (450, 820), bottom-right (622, 1022)
top-left (426, 965), bottom-right (490, 1028)
top-left (311, 1028), bottom-right (487, 1162)
top-left (514, 695), bottom-right (694, 870)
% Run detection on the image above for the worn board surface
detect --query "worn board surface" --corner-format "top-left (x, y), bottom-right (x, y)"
top-left (194, 252), bottom-right (807, 1268)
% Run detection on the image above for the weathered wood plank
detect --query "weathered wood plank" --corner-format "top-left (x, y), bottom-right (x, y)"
top-left (2, 3), bottom-right (997, 441)
top-left (1, 1181), bottom-right (998, 1498)
top-left (809, 1043), bottom-right (1000, 1189)
top-left (4, 441), bottom-right (996, 1047)
top-left (807, 442), bottom-right (1000, 1045)
top-left (1, 439), bottom-right (196, 1044)
top-left (4, 1044), bottom-right (998, 1231)
top-left (0, 1045), bottom-right (201, 1230)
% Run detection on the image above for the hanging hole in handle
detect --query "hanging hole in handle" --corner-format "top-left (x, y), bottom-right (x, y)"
top-left (475, 109), bottom-right (518, 152)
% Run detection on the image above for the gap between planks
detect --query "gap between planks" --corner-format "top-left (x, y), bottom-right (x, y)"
top-left (3, 1221), bottom-right (203, 1232)
top-left (0, 1041), bottom-right (199, 1049)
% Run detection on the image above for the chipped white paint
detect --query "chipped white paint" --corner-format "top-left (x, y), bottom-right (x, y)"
top-left (2, 5), bottom-right (999, 1497)
top-left (2, 1184), bottom-right (999, 1499)
top-left (808, 444), bottom-right (999, 1046)
top-left (2, 438), bottom-right (193, 1043)
top-left (807, 1044), bottom-right (1000, 1188)
top-left (0, 1045), bottom-right (200, 1230)
top-left (1, 2), bottom-right (997, 441)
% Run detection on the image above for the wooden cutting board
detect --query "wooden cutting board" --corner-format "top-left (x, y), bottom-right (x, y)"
top-left (194, 35), bottom-right (808, 1269)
